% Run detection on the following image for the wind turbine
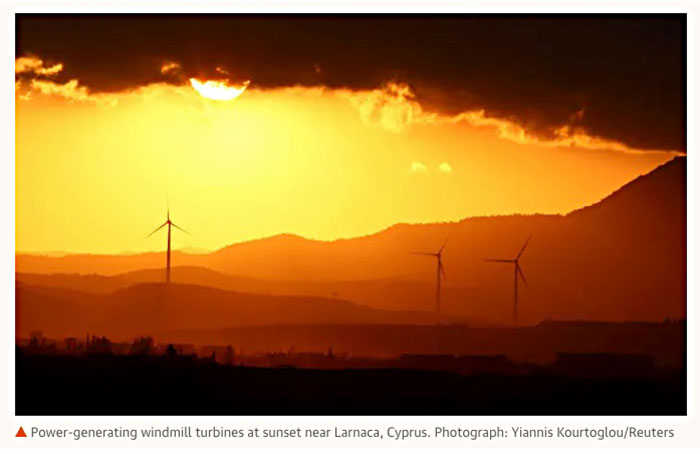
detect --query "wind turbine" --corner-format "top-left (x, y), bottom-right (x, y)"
top-left (147, 207), bottom-right (188, 284)
top-left (412, 239), bottom-right (448, 316)
top-left (485, 234), bottom-right (531, 326)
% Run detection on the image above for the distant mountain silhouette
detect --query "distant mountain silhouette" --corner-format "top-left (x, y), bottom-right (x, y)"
top-left (16, 157), bottom-right (686, 324)
top-left (17, 266), bottom-right (238, 294)
top-left (17, 266), bottom-right (489, 323)
top-left (16, 282), bottom-right (457, 340)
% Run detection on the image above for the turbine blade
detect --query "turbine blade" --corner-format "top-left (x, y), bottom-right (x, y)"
top-left (485, 259), bottom-right (514, 263)
top-left (517, 264), bottom-right (529, 288)
top-left (516, 234), bottom-right (532, 260)
top-left (146, 221), bottom-right (168, 238)
top-left (438, 238), bottom-right (449, 254)
top-left (170, 222), bottom-right (189, 234)
top-left (412, 252), bottom-right (437, 256)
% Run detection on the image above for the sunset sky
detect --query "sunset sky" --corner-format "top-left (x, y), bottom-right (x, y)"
top-left (15, 15), bottom-right (685, 254)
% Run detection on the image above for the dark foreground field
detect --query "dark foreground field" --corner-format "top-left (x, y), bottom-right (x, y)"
top-left (16, 352), bottom-right (685, 416)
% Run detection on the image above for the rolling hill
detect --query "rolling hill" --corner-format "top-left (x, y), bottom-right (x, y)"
top-left (16, 157), bottom-right (686, 324)
top-left (15, 282), bottom-right (456, 341)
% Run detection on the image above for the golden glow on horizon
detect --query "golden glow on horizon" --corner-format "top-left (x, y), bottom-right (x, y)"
top-left (15, 57), bottom-right (679, 254)
top-left (189, 78), bottom-right (250, 101)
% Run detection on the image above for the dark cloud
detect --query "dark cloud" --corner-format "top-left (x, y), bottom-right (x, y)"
top-left (16, 14), bottom-right (685, 151)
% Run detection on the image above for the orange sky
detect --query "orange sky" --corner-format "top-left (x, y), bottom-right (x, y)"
top-left (15, 59), bottom-right (678, 254)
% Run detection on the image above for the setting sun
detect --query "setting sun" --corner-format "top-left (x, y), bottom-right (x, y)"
top-left (189, 78), bottom-right (250, 101)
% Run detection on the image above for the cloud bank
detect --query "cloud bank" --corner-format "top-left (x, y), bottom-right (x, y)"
top-left (16, 14), bottom-right (685, 152)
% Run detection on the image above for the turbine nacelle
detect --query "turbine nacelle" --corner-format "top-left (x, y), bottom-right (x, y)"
top-left (484, 233), bottom-right (531, 286)
top-left (485, 234), bottom-right (532, 325)
top-left (412, 238), bottom-right (448, 316)
top-left (147, 218), bottom-right (189, 238)
top-left (146, 207), bottom-right (189, 284)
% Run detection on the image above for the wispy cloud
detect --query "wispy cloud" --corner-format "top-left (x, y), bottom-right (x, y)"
top-left (409, 161), bottom-right (429, 173)
top-left (449, 110), bottom-right (684, 156)
top-left (350, 83), bottom-right (436, 133)
top-left (160, 61), bottom-right (181, 75)
top-left (350, 83), bottom-right (682, 156)
top-left (26, 79), bottom-right (117, 106)
top-left (15, 56), bottom-right (63, 76)
top-left (437, 162), bottom-right (453, 173)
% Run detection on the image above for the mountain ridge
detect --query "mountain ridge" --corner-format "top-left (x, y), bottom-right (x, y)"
top-left (17, 157), bottom-right (683, 261)
top-left (15, 157), bottom-right (686, 324)
top-left (16, 281), bottom-right (459, 341)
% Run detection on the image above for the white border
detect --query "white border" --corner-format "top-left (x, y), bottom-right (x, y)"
top-left (1, 1), bottom-right (697, 451)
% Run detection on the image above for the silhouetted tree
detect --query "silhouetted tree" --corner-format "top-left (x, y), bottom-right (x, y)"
top-left (130, 336), bottom-right (154, 356)
top-left (224, 345), bottom-right (234, 366)
top-left (166, 344), bottom-right (177, 357)
top-left (88, 336), bottom-right (112, 354)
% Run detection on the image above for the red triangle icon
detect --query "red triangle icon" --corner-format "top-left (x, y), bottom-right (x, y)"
top-left (16, 427), bottom-right (27, 437)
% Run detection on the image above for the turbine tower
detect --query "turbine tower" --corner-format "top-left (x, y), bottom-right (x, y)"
top-left (147, 207), bottom-right (188, 283)
top-left (485, 234), bottom-right (531, 326)
top-left (412, 239), bottom-right (448, 316)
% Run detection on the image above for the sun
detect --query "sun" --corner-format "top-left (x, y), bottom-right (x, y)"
top-left (189, 78), bottom-right (250, 101)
